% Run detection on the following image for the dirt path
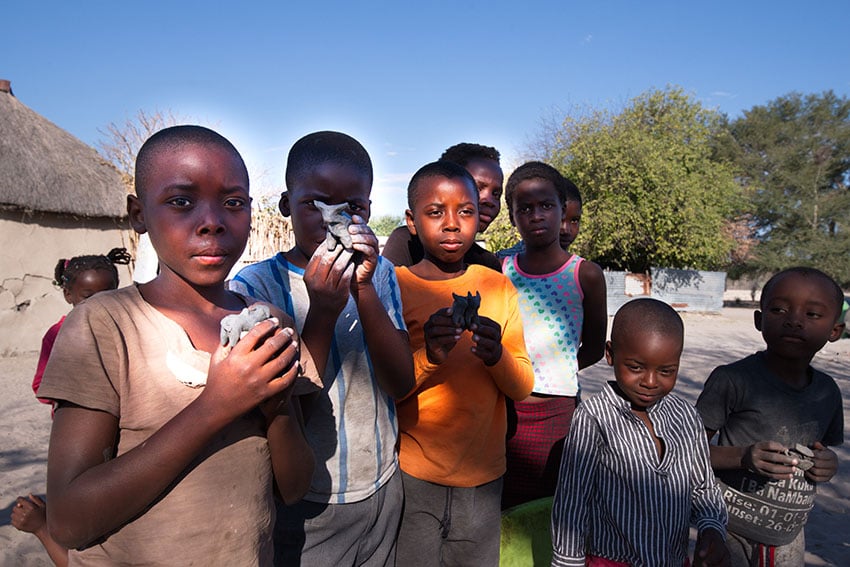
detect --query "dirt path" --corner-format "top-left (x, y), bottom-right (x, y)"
top-left (1, 307), bottom-right (847, 565)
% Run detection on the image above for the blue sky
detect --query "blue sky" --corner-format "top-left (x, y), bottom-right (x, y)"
top-left (6, 1), bottom-right (849, 217)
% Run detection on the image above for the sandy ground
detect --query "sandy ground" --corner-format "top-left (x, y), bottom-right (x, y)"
top-left (0, 307), bottom-right (847, 566)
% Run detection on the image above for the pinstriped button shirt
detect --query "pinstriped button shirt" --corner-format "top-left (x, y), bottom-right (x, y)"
top-left (551, 382), bottom-right (727, 567)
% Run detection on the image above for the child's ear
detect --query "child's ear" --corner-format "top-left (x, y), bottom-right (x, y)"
top-left (405, 209), bottom-right (417, 236)
top-left (62, 288), bottom-right (73, 305)
top-left (127, 195), bottom-right (147, 234)
top-left (604, 340), bottom-right (614, 366)
top-left (278, 192), bottom-right (292, 217)
top-left (829, 322), bottom-right (845, 342)
top-left (753, 310), bottom-right (763, 332)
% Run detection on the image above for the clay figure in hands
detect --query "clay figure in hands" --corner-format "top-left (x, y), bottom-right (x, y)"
top-left (314, 200), bottom-right (354, 252)
top-left (220, 304), bottom-right (275, 347)
top-left (451, 291), bottom-right (481, 330)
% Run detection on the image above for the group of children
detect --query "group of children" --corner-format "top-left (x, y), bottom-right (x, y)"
top-left (14, 124), bottom-right (845, 567)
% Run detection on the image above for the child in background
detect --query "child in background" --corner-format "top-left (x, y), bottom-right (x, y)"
top-left (230, 131), bottom-right (414, 566)
top-left (11, 494), bottom-right (67, 567)
top-left (696, 267), bottom-right (845, 566)
top-left (393, 161), bottom-right (534, 565)
top-left (12, 247), bottom-right (129, 567)
top-left (32, 247), bottom-right (130, 406)
top-left (500, 161), bottom-right (607, 509)
top-left (37, 125), bottom-right (315, 565)
top-left (382, 142), bottom-right (503, 271)
top-left (552, 298), bottom-right (729, 567)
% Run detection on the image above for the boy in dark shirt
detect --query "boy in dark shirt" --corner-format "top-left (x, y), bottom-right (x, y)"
top-left (696, 267), bottom-right (845, 566)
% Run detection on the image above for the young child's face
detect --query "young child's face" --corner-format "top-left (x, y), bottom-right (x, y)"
top-left (755, 272), bottom-right (844, 361)
top-left (406, 175), bottom-right (479, 269)
top-left (464, 158), bottom-right (503, 233)
top-left (559, 200), bottom-right (582, 250)
top-left (280, 163), bottom-right (371, 264)
top-left (130, 143), bottom-right (251, 288)
top-left (606, 331), bottom-right (682, 411)
top-left (64, 269), bottom-right (116, 306)
top-left (510, 178), bottom-right (565, 250)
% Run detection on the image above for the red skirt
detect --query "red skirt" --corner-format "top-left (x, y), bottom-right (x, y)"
top-left (502, 396), bottom-right (576, 510)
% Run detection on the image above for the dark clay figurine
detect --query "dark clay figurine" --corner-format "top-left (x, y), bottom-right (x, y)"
top-left (451, 291), bottom-right (481, 331)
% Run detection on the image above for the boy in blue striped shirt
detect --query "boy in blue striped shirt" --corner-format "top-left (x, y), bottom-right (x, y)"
top-left (552, 298), bottom-right (729, 566)
top-left (231, 131), bottom-right (414, 566)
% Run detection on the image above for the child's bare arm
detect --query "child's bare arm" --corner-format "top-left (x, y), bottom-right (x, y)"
top-left (705, 429), bottom-right (797, 480)
top-left (346, 218), bottom-right (415, 399)
top-left (47, 321), bottom-right (300, 549)
top-left (806, 441), bottom-right (839, 483)
top-left (576, 261), bottom-right (607, 369)
top-left (693, 527), bottom-right (730, 567)
top-left (267, 396), bottom-right (314, 504)
top-left (300, 244), bottom-right (356, 383)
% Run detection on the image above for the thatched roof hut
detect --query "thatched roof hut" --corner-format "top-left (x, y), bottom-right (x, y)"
top-left (0, 79), bottom-right (126, 217)
top-left (0, 79), bottom-right (132, 355)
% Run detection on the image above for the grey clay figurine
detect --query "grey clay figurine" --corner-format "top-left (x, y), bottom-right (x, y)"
top-left (313, 200), bottom-right (354, 252)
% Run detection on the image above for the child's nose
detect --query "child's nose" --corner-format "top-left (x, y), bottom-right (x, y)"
top-left (197, 205), bottom-right (226, 234)
top-left (443, 211), bottom-right (460, 230)
top-left (479, 190), bottom-right (497, 208)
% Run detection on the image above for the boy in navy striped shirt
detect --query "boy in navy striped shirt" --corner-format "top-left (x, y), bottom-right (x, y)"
top-left (231, 131), bottom-right (414, 566)
top-left (552, 298), bottom-right (729, 566)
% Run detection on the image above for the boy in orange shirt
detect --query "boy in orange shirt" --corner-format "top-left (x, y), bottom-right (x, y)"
top-left (393, 161), bottom-right (535, 565)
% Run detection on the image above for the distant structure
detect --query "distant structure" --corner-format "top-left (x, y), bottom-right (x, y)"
top-left (0, 79), bottom-right (132, 354)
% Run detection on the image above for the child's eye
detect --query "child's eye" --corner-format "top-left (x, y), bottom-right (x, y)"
top-left (349, 202), bottom-right (365, 213)
top-left (807, 311), bottom-right (822, 319)
top-left (626, 365), bottom-right (642, 372)
top-left (168, 197), bottom-right (192, 208)
top-left (542, 203), bottom-right (554, 210)
top-left (224, 198), bottom-right (248, 209)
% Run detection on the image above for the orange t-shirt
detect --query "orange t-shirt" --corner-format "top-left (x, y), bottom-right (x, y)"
top-left (395, 264), bottom-right (534, 487)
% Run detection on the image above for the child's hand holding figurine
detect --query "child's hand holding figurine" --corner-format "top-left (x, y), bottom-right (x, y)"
top-left (205, 308), bottom-right (301, 420)
top-left (804, 441), bottom-right (838, 483)
top-left (346, 214), bottom-right (381, 293)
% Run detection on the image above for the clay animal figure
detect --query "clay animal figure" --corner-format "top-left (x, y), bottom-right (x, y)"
top-left (786, 443), bottom-right (815, 471)
top-left (451, 291), bottom-right (481, 331)
top-left (220, 304), bottom-right (273, 347)
top-left (313, 200), bottom-right (354, 252)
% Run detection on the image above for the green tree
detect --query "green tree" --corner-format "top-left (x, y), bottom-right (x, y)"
top-left (370, 214), bottom-right (404, 236)
top-left (730, 91), bottom-right (850, 286)
top-left (538, 87), bottom-right (742, 273)
top-left (482, 209), bottom-right (520, 253)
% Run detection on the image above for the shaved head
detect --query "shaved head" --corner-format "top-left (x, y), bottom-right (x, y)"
top-left (610, 298), bottom-right (684, 349)
top-left (134, 125), bottom-right (247, 198)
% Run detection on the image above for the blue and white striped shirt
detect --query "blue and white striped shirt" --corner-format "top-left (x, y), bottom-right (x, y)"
top-left (551, 382), bottom-right (727, 567)
top-left (230, 253), bottom-right (407, 504)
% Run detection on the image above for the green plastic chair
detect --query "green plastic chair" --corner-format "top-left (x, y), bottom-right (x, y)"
top-left (499, 497), bottom-right (554, 566)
